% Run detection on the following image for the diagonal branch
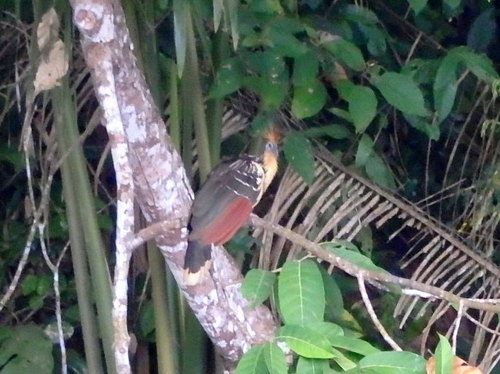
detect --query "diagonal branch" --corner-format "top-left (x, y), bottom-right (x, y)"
top-left (250, 215), bottom-right (500, 314)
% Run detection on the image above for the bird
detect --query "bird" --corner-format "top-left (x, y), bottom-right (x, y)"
top-left (183, 131), bottom-right (280, 285)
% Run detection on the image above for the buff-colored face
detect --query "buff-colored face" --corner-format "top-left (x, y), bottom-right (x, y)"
top-left (262, 142), bottom-right (279, 192)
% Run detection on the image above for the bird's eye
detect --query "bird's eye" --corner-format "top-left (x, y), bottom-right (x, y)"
top-left (265, 142), bottom-right (278, 154)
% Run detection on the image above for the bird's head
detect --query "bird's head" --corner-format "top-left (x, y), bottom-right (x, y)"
top-left (261, 129), bottom-right (281, 190)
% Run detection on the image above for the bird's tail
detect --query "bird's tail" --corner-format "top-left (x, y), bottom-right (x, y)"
top-left (183, 239), bottom-right (212, 286)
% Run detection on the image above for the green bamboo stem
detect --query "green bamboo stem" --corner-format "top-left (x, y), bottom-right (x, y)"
top-left (183, 6), bottom-right (212, 181)
top-left (206, 30), bottom-right (230, 165)
top-left (52, 85), bottom-right (116, 374)
top-left (58, 132), bottom-right (105, 374)
top-left (169, 60), bottom-right (181, 152)
top-left (149, 244), bottom-right (178, 374)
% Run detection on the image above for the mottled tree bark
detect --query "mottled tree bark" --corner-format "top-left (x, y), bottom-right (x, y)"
top-left (70, 0), bottom-right (276, 372)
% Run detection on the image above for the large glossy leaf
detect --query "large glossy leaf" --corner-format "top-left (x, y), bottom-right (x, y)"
top-left (278, 325), bottom-right (334, 359)
top-left (320, 267), bottom-right (344, 318)
top-left (296, 357), bottom-right (330, 374)
top-left (358, 351), bottom-right (426, 374)
top-left (337, 80), bottom-right (377, 133)
top-left (292, 79), bottom-right (327, 119)
top-left (372, 72), bottom-right (427, 116)
top-left (303, 321), bottom-right (343, 344)
top-left (329, 336), bottom-right (380, 356)
top-left (293, 53), bottom-right (319, 87)
top-left (434, 335), bottom-right (453, 374)
top-left (209, 57), bottom-right (244, 99)
top-left (433, 54), bottom-right (459, 123)
top-left (235, 345), bottom-right (267, 374)
top-left (324, 39), bottom-right (365, 71)
top-left (263, 342), bottom-right (287, 374)
top-left (331, 347), bottom-right (358, 370)
top-left (278, 260), bottom-right (325, 325)
top-left (242, 269), bottom-right (276, 307)
top-left (283, 132), bottom-right (315, 184)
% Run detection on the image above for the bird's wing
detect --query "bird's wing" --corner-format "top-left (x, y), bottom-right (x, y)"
top-left (189, 157), bottom-right (263, 245)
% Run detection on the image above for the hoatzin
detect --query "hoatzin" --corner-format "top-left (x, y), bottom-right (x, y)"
top-left (183, 132), bottom-right (279, 285)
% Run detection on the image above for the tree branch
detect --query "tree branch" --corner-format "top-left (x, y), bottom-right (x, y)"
top-left (250, 215), bottom-right (500, 313)
top-left (70, 0), bottom-right (277, 370)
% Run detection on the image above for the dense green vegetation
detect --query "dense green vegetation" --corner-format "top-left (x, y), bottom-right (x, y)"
top-left (0, 0), bottom-right (498, 373)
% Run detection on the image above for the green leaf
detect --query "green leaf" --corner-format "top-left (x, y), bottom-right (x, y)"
top-left (213, 0), bottom-right (223, 31)
top-left (278, 260), bottom-right (325, 325)
top-left (209, 57), bottom-right (244, 98)
top-left (320, 267), bottom-right (344, 318)
top-left (342, 4), bottom-right (379, 24)
top-left (331, 347), bottom-right (358, 370)
top-left (236, 345), bottom-right (268, 374)
top-left (358, 351), bottom-right (426, 374)
top-left (324, 39), bottom-right (365, 71)
top-left (278, 325), bottom-right (334, 359)
top-left (320, 242), bottom-right (388, 274)
top-left (242, 269), bottom-right (276, 307)
top-left (267, 18), bottom-right (308, 57)
top-left (293, 53), bottom-right (319, 87)
top-left (303, 321), bottom-right (343, 343)
top-left (0, 325), bottom-right (54, 374)
top-left (263, 342), bottom-right (287, 374)
top-left (337, 80), bottom-right (377, 133)
top-left (172, 0), bottom-right (188, 76)
top-left (355, 133), bottom-right (374, 168)
top-left (365, 153), bottom-right (397, 190)
top-left (283, 132), bottom-right (315, 184)
top-left (358, 24), bottom-right (387, 56)
top-left (22, 274), bottom-right (38, 295)
top-left (292, 79), bottom-right (327, 119)
top-left (434, 335), bottom-right (453, 374)
top-left (224, 0), bottom-right (240, 49)
top-left (433, 54), bottom-right (459, 123)
top-left (404, 114), bottom-right (440, 140)
top-left (372, 72), bottom-right (427, 116)
top-left (36, 275), bottom-right (51, 296)
top-left (407, 0), bottom-right (428, 14)
top-left (329, 336), bottom-right (380, 356)
top-left (244, 52), bottom-right (288, 110)
top-left (450, 46), bottom-right (499, 82)
top-left (296, 357), bottom-right (330, 374)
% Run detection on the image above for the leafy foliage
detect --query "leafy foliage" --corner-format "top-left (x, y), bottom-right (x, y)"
top-left (0, 0), bottom-right (498, 372)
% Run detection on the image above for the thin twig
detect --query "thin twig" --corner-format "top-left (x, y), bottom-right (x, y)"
top-left (452, 300), bottom-right (464, 355)
top-left (357, 275), bottom-right (402, 351)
